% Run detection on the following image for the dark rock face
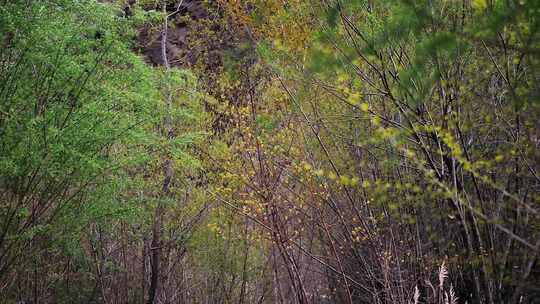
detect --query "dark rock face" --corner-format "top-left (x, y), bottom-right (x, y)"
top-left (133, 0), bottom-right (256, 75)
top-left (136, 0), bottom-right (210, 67)
top-left (132, 0), bottom-right (260, 134)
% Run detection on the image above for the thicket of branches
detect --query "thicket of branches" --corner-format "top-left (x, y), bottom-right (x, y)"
top-left (0, 0), bottom-right (538, 303)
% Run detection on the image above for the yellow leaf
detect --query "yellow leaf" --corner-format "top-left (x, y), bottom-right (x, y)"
top-left (359, 103), bottom-right (369, 112)
top-left (327, 172), bottom-right (337, 180)
top-left (339, 175), bottom-right (351, 186)
top-left (314, 169), bottom-right (324, 176)
top-left (347, 93), bottom-right (361, 105)
top-left (472, 0), bottom-right (487, 10)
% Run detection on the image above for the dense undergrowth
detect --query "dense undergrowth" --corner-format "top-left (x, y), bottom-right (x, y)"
top-left (0, 0), bottom-right (539, 303)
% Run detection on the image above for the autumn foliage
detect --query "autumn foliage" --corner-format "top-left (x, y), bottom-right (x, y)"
top-left (0, 0), bottom-right (539, 303)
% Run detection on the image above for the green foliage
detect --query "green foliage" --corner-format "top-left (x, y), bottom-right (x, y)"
top-left (0, 0), bottom-right (161, 293)
top-left (2, 0), bottom-right (540, 302)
